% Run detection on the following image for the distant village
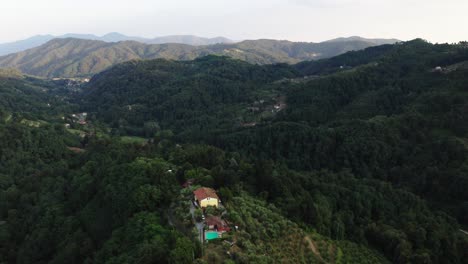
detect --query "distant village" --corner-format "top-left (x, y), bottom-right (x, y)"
top-left (51, 77), bottom-right (90, 92)
top-left (240, 96), bottom-right (286, 127)
top-left (64, 112), bottom-right (88, 130)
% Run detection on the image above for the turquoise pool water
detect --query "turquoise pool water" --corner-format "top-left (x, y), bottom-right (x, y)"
top-left (205, 231), bottom-right (219, 240)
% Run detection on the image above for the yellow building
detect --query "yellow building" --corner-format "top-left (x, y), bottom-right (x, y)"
top-left (194, 187), bottom-right (219, 208)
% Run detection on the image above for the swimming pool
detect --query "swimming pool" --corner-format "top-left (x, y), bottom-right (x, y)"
top-left (205, 231), bottom-right (219, 240)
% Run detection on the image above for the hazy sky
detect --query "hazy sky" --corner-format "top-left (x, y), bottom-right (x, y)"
top-left (1, 0), bottom-right (467, 43)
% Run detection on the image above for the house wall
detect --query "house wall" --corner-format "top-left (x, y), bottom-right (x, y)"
top-left (200, 197), bottom-right (218, 208)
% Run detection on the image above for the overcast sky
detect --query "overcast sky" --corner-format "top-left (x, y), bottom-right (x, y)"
top-left (1, 0), bottom-right (467, 43)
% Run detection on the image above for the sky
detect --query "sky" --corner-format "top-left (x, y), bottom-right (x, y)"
top-left (0, 0), bottom-right (467, 43)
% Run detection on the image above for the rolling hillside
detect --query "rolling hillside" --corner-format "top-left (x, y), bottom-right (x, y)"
top-left (325, 36), bottom-right (401, 45)
top-left (1, 39), bottom-right (468, 263)
top-left (79, 55), bottom-right (297, 135)
top-left (0, 39), bottom-right (197, 78)
top-left (0, 33), bottom-right (234, 56)
top-left (0, 68), bottom-right (72, 121)
top-left (77, 39), bottom-right (468, 262)
top-left (0, 37), bottom-right (398, 77)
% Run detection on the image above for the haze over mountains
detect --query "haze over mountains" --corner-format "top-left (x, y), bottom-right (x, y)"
top-left (0, 34), bottom-right (399, 78)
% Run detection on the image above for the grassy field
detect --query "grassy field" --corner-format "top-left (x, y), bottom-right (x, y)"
top-left (120, 136), bottom-right (147, 144)
top-left (20, 119), bottom-right (48, 127)
top-left (66, 128), bottom-right (86, 137)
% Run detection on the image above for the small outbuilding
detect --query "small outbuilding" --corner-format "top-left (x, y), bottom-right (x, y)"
top-left (205, 216), bottom-right (230, 232)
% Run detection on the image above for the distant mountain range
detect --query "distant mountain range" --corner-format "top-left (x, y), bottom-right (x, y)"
top-left (325, 36), bottom-right (401, 45)
top-left (0, 36), bottom-right (399, 78)
top-left (0, 33), bottom-right (235, 56)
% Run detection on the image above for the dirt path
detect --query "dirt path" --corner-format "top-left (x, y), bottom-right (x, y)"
top-left (304, 236), bottom-right (323, 261)
top-left (5, 114), bottom-right (12, 123)
top-left (460, 229), bottom-right (468, 236)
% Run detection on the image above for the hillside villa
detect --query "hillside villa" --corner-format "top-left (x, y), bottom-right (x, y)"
top-left (190, 187), bottom-right (235, 242)
top-left (193, 187), bottom-right (219, 208)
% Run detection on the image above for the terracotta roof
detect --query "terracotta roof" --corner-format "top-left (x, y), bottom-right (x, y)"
top-left (193, 187), bottom-right (219, 201)
top-left (205, 216), bottom-right (224, 227)
top-left (67, 147), bottom-right (85, 153)
top-left (206, 216), bottom-right (230, 232)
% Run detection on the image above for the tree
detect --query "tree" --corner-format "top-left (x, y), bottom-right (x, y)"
top-left (170, 237), bottom-right (194, 264)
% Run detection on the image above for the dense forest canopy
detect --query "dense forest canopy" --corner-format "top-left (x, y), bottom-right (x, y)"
top-left (80, 56), bottom-right (297, 136)
top-left (1, 39), bottom-right (468, 263)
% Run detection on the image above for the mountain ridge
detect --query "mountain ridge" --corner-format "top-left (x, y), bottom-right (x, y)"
top-left (0, 37), bottom-right (399, 78)
top-left (0, 33), bottom-right (399, 57)
top-left (0, 33), bottom-right (235, 56)
top-left (326, 36), bottom-right (401, 45)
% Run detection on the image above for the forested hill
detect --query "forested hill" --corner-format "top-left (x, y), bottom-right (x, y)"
top-left (78, 39), bottom-right (468, 260)
top-left (0, 69), bottom-right (74, 122)
top-left (1, 39), bottom-right (468, 263)
top-left (213, 40), bottom-right (468, 227)
top-left (80, 39), bottom-right (468, 210)
top-left (0, 37), bottom-right (396, 78)
top-left (80, 56), bottom-right (298, 136)
top-left (81, 39), bottom-right (468, 139)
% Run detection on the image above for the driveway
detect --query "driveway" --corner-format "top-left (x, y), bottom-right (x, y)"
top-left (190, 200), bottom-right (205, 242)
